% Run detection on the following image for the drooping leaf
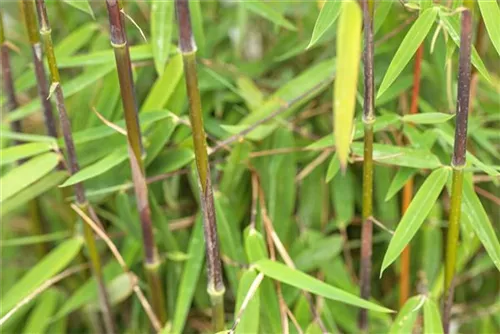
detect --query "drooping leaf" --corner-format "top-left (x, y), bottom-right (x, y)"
top-left (0, 153), bottom-right (60, 203)
top-left (172, 216), bottom-right (205, 334)
top-left (351, 143), bottom-right (442, 169)
top-left (151, 0), bottom-right (174, 75)
top-left (0, 143), bottom-right (54, 166)
top-left (381, 167), bottom-right (449, 274)
top-left (87, 274), bottom-right (134, 311)
top-left (402, 112), bottom-right (454, 124)
top-left (307, 0), bottom-right (342, 48)
top-left (62, 0), bottom-right (94, 19)
top-left (462, 178), bottom-right (500, 272)
top-left (325, 153), bottom-right (340, 182)
top-left (60, 146), bottom-right (128, 187)
top-left (388, 295), bottom-right (425, 334)
top-left (477, 1), bottom-right (500, 57)
top-left (244, 1), bottom-right (296, 31)
top-left (334, 0), bottom-right (362, 168)
top-left (377, 8), bottom-right (437, 98)
top-left (235, 269), bottom-right (261, 334)
top-left (254, 259), bottom-right (392, 313)
top-left (423, 298), bottom-right (443, 334)
top-left (0, 238), bottom-right (84, 317)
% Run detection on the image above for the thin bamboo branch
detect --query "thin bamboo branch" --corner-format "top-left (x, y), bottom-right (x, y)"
top-left (33, 1), bottom-right (115, 332)
top-left (175, 0), bottom-right (225, 331)
top-left (19, 0), bottom-right (57, 139)
top-left (443, 9), bottom-right (472, 334)
top-left (359, 0), bottom-right (375, 331)
top-left (104, 0), bottom-right (166, 324)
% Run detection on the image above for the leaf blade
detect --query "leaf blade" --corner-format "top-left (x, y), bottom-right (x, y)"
top-left (381, 167), bottom-right (449, 274)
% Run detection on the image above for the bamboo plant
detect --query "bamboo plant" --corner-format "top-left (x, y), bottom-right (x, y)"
top-left (443, 9), bottom-right (473, 334)
top-left (104, 0), bottom-right (166, 324)
top-left (359, 0), bottom-right (375, 331)
top-left (175, 0), bottom-right (226, 331)
top-left (33, 0), bottom-right (116, 332)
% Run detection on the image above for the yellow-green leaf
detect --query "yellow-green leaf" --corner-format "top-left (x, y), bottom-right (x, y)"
top-left (151, 0), bottom-right (174, 75)
top-left (334, 0), bottom-right (362, 169)
top-left (0, 153), bottom-right (60, 203)
top-left (423, 298), bottom-right (443, 334)
top-left (307, 0), bottom-right (342, 48)
top-left (255, 259), bottom-right (392, 313)
top-left (381, 167), bottom-right (449, 275)
top-left (62, 0), bottom-right (94, 19)
top-left (478, 0), bottom-right (500, 57)
top-left (377, 8), bottom-right (437, 98)
top-left (0, 238), bottom-right (84, 317)
top-left (0, 142), bottom-right (54, 166)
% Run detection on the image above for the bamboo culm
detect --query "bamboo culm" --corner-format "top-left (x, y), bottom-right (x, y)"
top-left (359, 0), bottom-right (374, 331)
top-left (105, 0), bottom-right (166, 325)
top-left (443, 9), bottom-right (472, 334)
top-left (20, 0), bottom-right (58, 140)
top-left (175, 0), bottom-right (226, 331)
top-left (34, 1), bottom-right (116, 332)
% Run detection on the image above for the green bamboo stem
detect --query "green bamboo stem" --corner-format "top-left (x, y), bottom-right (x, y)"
top-left (19, 0), bottom-right (57, 139)
top-left (359, 0), bottom-right (375, 331)
top-left (33, 1), bottom-right (115, 332)
top-left (175, 0), bottom-right (225, 331)
top-left (105, 0), bottom-right (166, 325)
top-left (442, 9), bottom-right (472, 334)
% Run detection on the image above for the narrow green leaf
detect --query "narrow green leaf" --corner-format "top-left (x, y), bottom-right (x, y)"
top-left (151, 0), bottom-right (174, 75)
top-left (0, 238), bottom-right (84, 317)
top-left (0, 143), bottom-right (54, 166)
top-left (377, 8), bottom-right (437, 98)
top-left (0, 232), bottom-right (70, 248)
top-left (55, 23), bottom-right (99, 57)
top-left (478, 1), bottom-right (500, 57)
top-left (172, 217), bottom-right (205, 334)
top-left (244, 1), bottom-right (296, 31)
top-left (351, 143), bottom-right (442, 169)
top-left (62, 0), bottom-right (94, 19)
top-left (334, 0), bottom-right (362, 168)
top-left (23, 289), bottom-right (61, 334)
top-left (254, 259), bottom-right (393, 313)
top-left (374, 1), bottom-right (394, 35)
top-left (423, 298), bottom-right (443, 334)
top-left (1, 171), bottom-right (68, 217)
top-left (325, 153), bottom-right (340, 182)
top-left (0, 153), bottom-right (60, 203)
top-left (60, 146), bottom-right (128, 187)
top-left (389, 295), bottom-right (425, 334)
top-left (462, 178), bottom-right (500, 271)
top-left (307, 0), bottom-right (342, 48)
top-left (439, 12), bottom-right (492, 83)
top-left (9, 64), bottom-right (115, 122)
top-left (402, 112), bottom-right (454, 124)
top-left (385, 168), bottom-right (418, 201)
top-left (235, 269), bottom-right (260, 334)
top-left (381, 168), bottom-right (449, 274)
top-left (141, 54), bottom-right (183, 112)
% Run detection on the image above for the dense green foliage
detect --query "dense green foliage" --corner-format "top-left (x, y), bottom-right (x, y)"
top-left (1, 0), bottom-right (499, 333)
